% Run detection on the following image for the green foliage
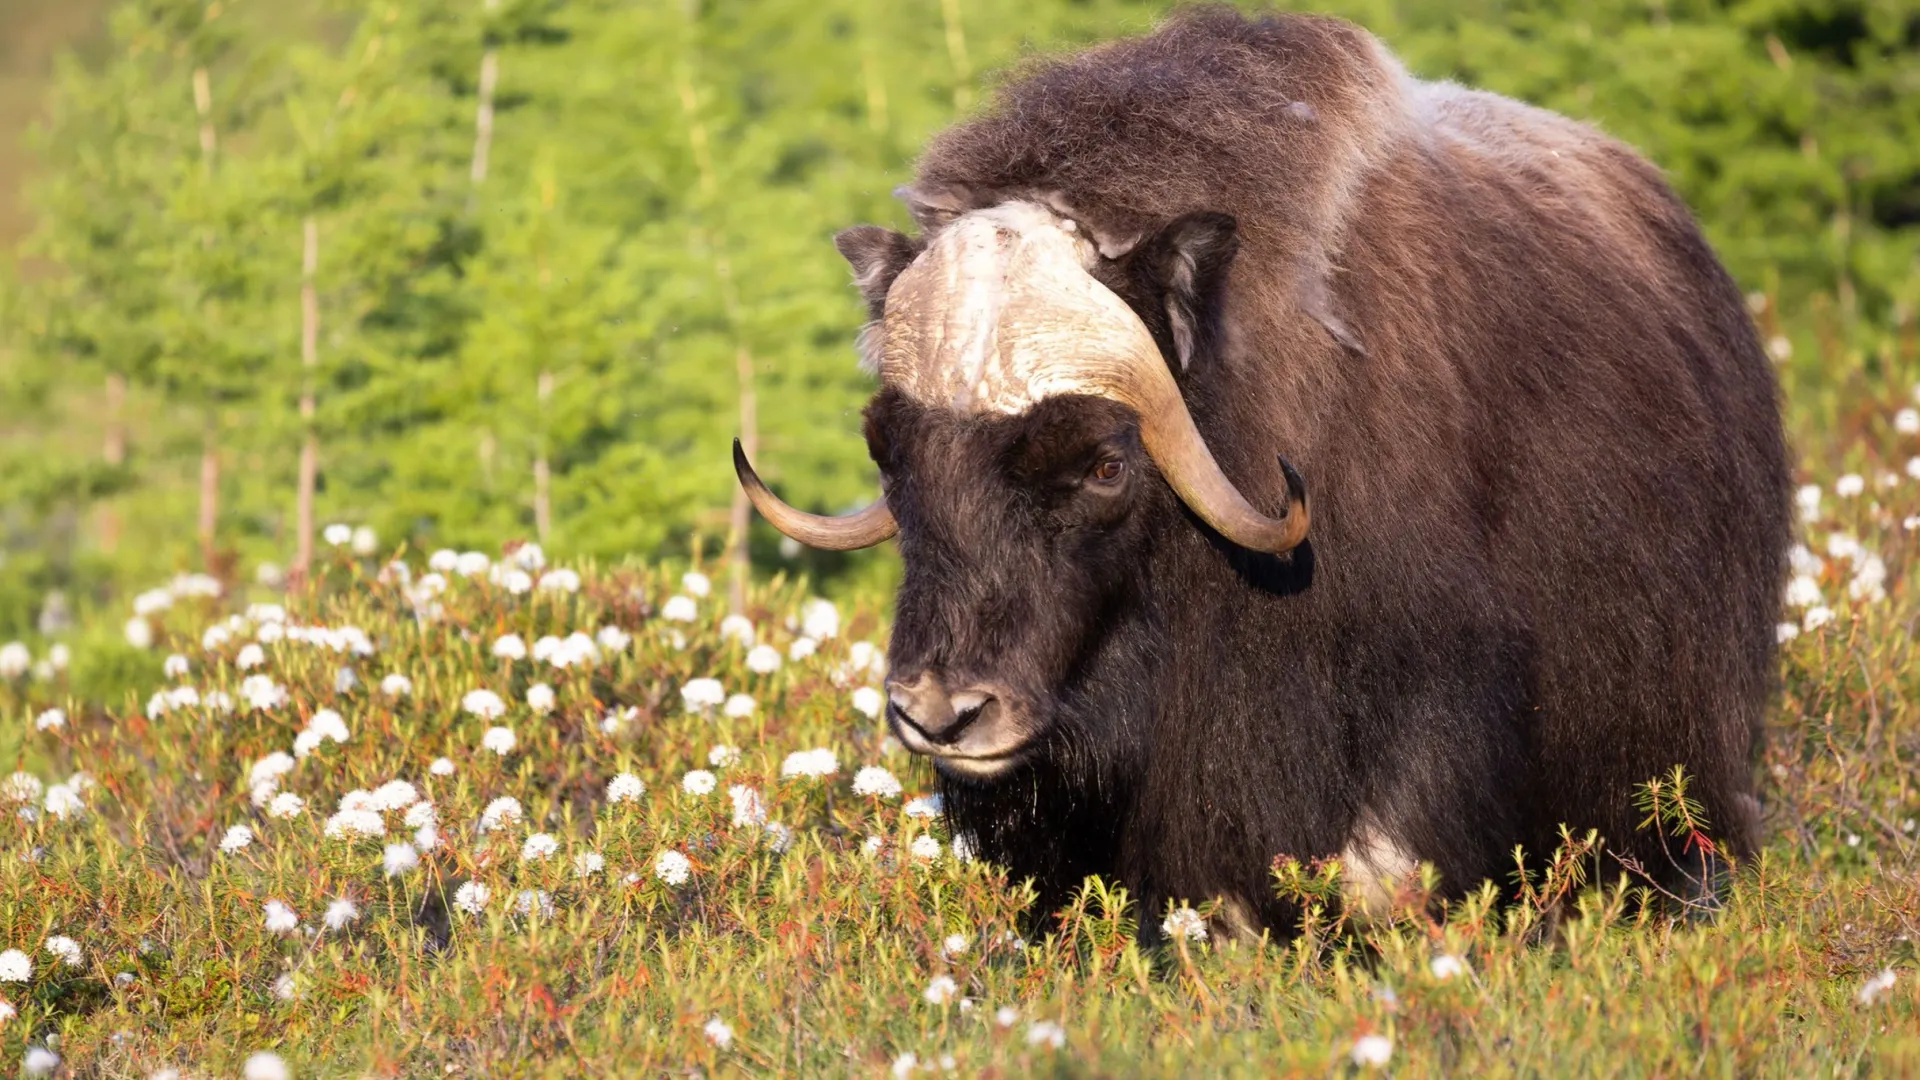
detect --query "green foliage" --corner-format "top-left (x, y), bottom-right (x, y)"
top-left (3, 0), bottom-right (1914, 617)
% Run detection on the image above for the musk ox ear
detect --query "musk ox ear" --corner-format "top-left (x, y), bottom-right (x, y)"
top-left (833, 225), bottom-right (923, 318)
top-left (1129, 211), bottom-right (1240, 372)
top-left (894, 181), bottom-right (978, 234)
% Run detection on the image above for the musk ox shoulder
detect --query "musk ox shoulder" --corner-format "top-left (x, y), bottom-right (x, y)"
top-left (738, 6), bottom-right (1789, 936)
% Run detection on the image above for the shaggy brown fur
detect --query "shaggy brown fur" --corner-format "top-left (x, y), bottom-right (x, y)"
top-left (836, 6), bottom-right (1788, 932)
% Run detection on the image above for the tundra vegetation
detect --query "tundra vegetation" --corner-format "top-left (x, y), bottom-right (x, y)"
top-left (0, 0), bottom-right (1916, 1076)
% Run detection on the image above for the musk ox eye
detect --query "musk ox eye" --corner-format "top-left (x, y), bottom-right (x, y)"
top-left (1088, 458), bottom-right (1125, 485)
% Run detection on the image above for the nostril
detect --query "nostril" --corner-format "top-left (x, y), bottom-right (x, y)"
top-left (942, 691), bottom-right (995, 742)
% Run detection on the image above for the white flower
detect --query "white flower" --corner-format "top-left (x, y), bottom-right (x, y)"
top-left (499, 569), bottom-right (534, 594)
top-left (293, 730), bottom-right (323, 758)
top-left (1783, 543), bottom-right (1820, 577)
top-left (1804, 606), bottom-right (1835, 631)
top-left (1857, 968), bottom-right (1897, 1006)
top-left (1835, 473), bottom-right (1865, 498)
top-left (682, 769), bottom-right (717, 796)
top-left (123, 616), bottom-right (154, 650)
top-left (1351, 1033), bottom-right (1392, 1067)
top-left (1849, 554), bottom-right (1887, 602)
top-left (745, 644), bottom-right (781, 674)
top-left (574, 851), bottom-right (605, 877)
top-left (0, 1000), bottom-right (14, 1021)
top-left (268, 792), bottom-right (305, 819)
top-left (780, 748), bottom-right (838, 779)
top-left (924, 974), bottom-right (959, 1005)
top-left (1895, 408), bottom-right (1920, 435)
top-left (1795, 483), bottom-right (1822, 522)
top-left (682, 570), bottom-right (712, 597)
top-left (509, 543), bottom-right (546, 572)
top-left (513, 889), bottom-right (555, 919)
top-left (800, 598), bottom-right (839, 639)
top-left (415, 821), bottom-right (438, 850)
top-left (3, 774), bottom-right (42, 804)
top-left (1827, 532), bottom-right (1862, 562)
top-left (654, 849), bottom-right (692, 885)
top-left (527, 683), bottom-right (556, 714)
top-left (0, 950), bottom-right (29, 982)
top-left (455, 551), bottom-right (491, 577)
top-left (323, 809), bottom-right (385, 840)
top-left (0, 642), bottom-right (28, 679)
top-left (270, 973), bottom-right (296, 1001)
top-left (249, 752), bottom-right (295, 789)
top-left (1162, 906), bottom-right (1208, 942)
top-left (370, 780), bottom-right (419, 811)
top-left (33, 709), bottom-right (63, 733)
top-left (607, 773), bottom-right (646, 804)
top-left (1909, 457), bottom-right (1920, 481)
top-left (521, 833), bottom-right (559, 861)
top-left (166, 685), bottom-right (200, 710)
top-left (788, 636), bottom-right (818, 661)
top-left (132, 588), bottom-right (172, 616)
top-left (43, 936), bottom-right (81, 968)
top-left (24, 1048), bottom-right (58, 1078)
top-left (220, 825), bottom-right (255, 853)
top-left (308, 709), bottom-right (350, 744)
top-left (263, 900), bottom-right (299, 934)
top-left (596, 625), bottom-right (632, 652)
top-left (537, 569), bottom-right (581, 593)
top-left (851, 686), bottom-right (885, 719)
top-left (890, 1053), bottom-right (918, 1079)
top-left (680, 678), bottom-right (726, 713)
top-left (47, 644), bottom-right (69, 671)
top-left (202, 623), bottom-right (232, 650)
top-left (765, 821), bottom-right (795, 852)
top-left (723, 693), bottom-right (756, 718)
top-left (903, 794), bottom-right (944, 818)
top-left (1775, 622), bottom-right (1800, 644)
top-left (994, 1005), bottom-right (1019, 1028)
top-left (1430, 953), bottom-right (1468, 980)
top-left (324, 898), bottom-right (359, 932)
top-left (379, 672), bottom-right (412, 696)
top-left (429, 549), bottom-right (460, 572)
top-left (481, 726), bottom-right (516, 756)
top-left (240, 674), bottom-right (287, 710)
top-left (1026, 1020), bottom-right (1066, 1049)
top-left (950, 833), bottom-right (976, 862)
top-left (383, 842), bottom-right (419, 876)
top-left (729, 784), bottom-right (767, 827)
top-left (862, 835), bottom-right (886, 856)
top-left (660, 595), bottom-right (698, 622)
top-left (44, 783), bottom-right (84, 819)
top-left (205, 690), bottom-right (234, 714)
top-left (491, 635), bottom-right (529, 663)
top-left (943, 933), bottom-right (971, 958)
top-left (163, 653), bottom-right (190, 679)
top-left (720, 614), bottom-right (754, 645)
top-left (479, 796), bottom-right (524, 832)
top-left (852, 766), bottom-right (902, 799)
top-left (704, 1016), bottom-right (734, 1049)
top-left (403, 801), bottom-right (436, 828)
top-left (453, 882), bottom-right (490, 916)
top-left (1767, 334), bottom-right (1792, 361)
top-left (910, 835), bottom-right (941, 861)
top-left (323, 523), bottom-right (352, 546)
top-left (236, 643), bottom-right (266, 670)
top-left (708, 744), bottom-right (740, 768)
top-left (1784, 574), bottom-right (1822, 608)
top-left (255, 621), bottom-right (284, 644)
top-left (430, 757), bottom-right (456, 777)
top-left (243, 1052), bottom-right (289, 1080)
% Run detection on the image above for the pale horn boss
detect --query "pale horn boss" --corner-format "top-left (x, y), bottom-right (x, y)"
top-left (730, 201), bottom-right (1309, 556)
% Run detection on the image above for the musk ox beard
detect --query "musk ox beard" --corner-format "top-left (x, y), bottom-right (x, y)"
top-left (737, 7), bottom-right (1790, 936)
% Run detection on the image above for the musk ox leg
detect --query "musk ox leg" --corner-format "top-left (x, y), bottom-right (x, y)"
top-left (1339, 818), bottom-right (1419, 921)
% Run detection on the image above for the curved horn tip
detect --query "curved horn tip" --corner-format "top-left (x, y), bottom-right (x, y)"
top-left (1275, 455), bottom-right (1308, 514)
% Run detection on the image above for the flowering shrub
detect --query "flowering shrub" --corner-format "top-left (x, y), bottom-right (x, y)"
top-left (1, 385), bottom-right (1919, 1073)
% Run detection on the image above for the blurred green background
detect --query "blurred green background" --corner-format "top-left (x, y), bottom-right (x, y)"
top-left (1, 0), bottom-right (1916, 649)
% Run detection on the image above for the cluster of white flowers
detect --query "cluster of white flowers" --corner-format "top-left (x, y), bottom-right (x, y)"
top-left (909, 835), bottom-right (942, 862)
top-left (533, 632), bottom-right (600, 669)
top-left (1350, 1033), bottom-right (1392, 1067)
top-left (903, 794), bottom-right (943, 819)
top-left (703, 1017), bottom-right (734, 1049)
top-left (220, 825), bottom-right (255, 853)
top-left (43, 775), bottom-right (90, 820)
top-left (0, 949), bottom-right (31, 982)
top-left (527, 683), bottom-right (556, 714)
top-left (428, 549), bottom-right (495, 577)
top-left (263, 900), bottom-right (299, 934)
top-left (240, 674), bottom-right (289, 711)
top-left (654, 849), bottom-right (692, 885)
top-left (380, 672), bottom-right (412, 696)
top-left (479, 796), bottom-right (524, 832)
top-left (682, 769), bottom-right (718, 796)
top-left (1857, 967), bottom-right (1897, 1006)
top-left (294, 708), bottom-right (352, 758)
top-left (0, 642), bottom-right (30, 680)
top-left (850, 686), bottom-right (885, 719)
top-left (463, 688), bottom-right (507, 719)
top-left (597, 625), bottom-right (632, 652)
top-left (538, 568), bottom-right (581, 593)
top-left (454, 882), bottom-right (490, 916)
top-left (1430, 953), bottom-right (1469, 980)
top-left (681, 677), bottom-right (726, 713)
top-left (1161, 905), bottom-right (1208, 942)
top-left (660, 595), bottom-right (699, 622)
top-left (746, 644), bottom-right (782, 674)
top-left (521, 833), bottom-right (560, 861)
top-left (923, 975), bottom-right (959, 1005)
top-left (281, 623), bottom-right (375, 656)
top-left (851, 766), bottom-right (902, 799)
top-left (780, 748), bottom-right (838, 779)
top-left (729, 784), bottom-right (767, 827)
top-left (384, 842), bottom-right (420, 876)
top-left (801, 598), bottom-right (839, 639)
top-left (607, 773), bottom-right (646, 804)
top-left (708, 744), bottom-right (740, 768)
top-left (723, 693), bottom-right (756, 718)
top-left (1026, 1020), bottom-right (1067, 1049)
top-left (43, 936), bottom-right (81, 968)
top-left (789, 636), bottom-right (819, 661)
top-left (33, 709), bottom-right (64, 733)
top-left (719, 614), bottom-right (755, 646)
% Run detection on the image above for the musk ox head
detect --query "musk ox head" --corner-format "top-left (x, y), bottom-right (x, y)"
top-left (735, 197), bottom-right (1308, 780)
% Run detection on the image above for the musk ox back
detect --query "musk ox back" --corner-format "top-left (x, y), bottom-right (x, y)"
top-left (736, 7), bottom-right (1790, 934)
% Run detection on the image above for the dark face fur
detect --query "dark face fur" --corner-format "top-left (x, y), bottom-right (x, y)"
top-left (866, 390), bottom-right (1172, 781)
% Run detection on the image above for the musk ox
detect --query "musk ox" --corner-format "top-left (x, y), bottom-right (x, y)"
top-left (736, 8), bottom-right (1789, 935)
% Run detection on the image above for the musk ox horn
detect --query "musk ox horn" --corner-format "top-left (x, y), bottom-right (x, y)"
top-left (732, 439), bottom-right (898, 550)
top-left (880, 202), bottom-right (1310, 556)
